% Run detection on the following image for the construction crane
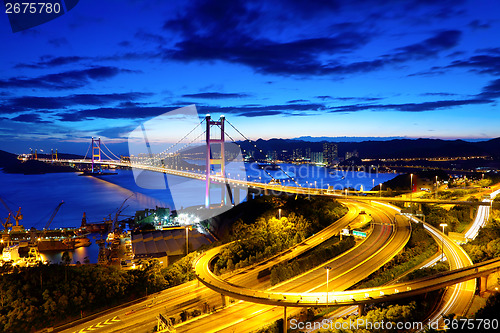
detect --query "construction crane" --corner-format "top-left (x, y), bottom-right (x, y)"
top-left (0, 196), bottom-right (23, 231)
top-left (44, 201), bottom-right (64, 230)
top-left (113, 195), bottom-right (133, 232)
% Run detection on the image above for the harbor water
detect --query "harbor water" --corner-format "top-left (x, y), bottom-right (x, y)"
top-left (0, 164), bottom-right (397, 263)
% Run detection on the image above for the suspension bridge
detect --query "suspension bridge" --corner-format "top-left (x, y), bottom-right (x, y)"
top-left (34, 115), bottom-right (497, 210)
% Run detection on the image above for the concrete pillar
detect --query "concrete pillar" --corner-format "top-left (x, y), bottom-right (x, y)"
top-left (234, 188), bottom-right (240, 205)
top-left (358, 304), bottom-right (366, 316)
top-left (220, 183), bottom-right (225, 205)
top-left (264, 188), bottom-right (269, 196)
top-left (221, 294), bottom-right (227, 307)
top-left (470, 206), bottom-right (474, 220)
top-left (480, 276), bottom-right (488, 294)
top-left (283, 306), bottom-right (287, 333)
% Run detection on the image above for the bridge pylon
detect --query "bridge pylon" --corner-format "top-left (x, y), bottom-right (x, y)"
top-left (91, 137), bottom-right (102, 173)
top-left (205, 115), bottom-right (232, 208)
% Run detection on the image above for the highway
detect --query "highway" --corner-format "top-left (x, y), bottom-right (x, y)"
top-left (58, 201), bottom-right (406, 333)
top-left (179, 201), bottom-right (410, 332)
top-left (193, 201), bottom-right (500, 332)
top-left (377, 202), bottom-right (477, 330)
top-left (57, 200), bottom-right (362, 333)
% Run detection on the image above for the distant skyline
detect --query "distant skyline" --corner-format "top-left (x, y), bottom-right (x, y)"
top-left (1, 0), bottom-right (500, 154)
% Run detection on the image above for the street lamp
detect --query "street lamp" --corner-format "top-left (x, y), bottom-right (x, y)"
top-left (439, 223), bottom-right (447, 261)
top-left (410, 173), bottom-right (413, 202)
top-left (435, 176), bottom-right (438, 199)
top-left (325, 266), bottom-right (332, 308)
top-left (185, 226), bottom-right (192, 255)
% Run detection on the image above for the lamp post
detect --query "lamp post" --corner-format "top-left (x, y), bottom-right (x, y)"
top-left (278, 208), bottom-right (282, 220)
top-left (325, 266), bottom-right (332, 308)
top-left (185, 226), bottom-right (190, 255)
top-left (439, 223), bottom-right (447, 261)
top-left (379, 183), bottom-right (382, 197)
top-left (435, 176), bottom-right (438, 199)
top-left (410, 173), bottom-right (413, 202)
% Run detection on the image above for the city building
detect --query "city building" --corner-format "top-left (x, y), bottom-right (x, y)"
top-left (311, 152), bottom-right (324, 164)
top-left (323, 142), bottom-right (338, 166)
top-left (345, 150), bottom-right (359, 160)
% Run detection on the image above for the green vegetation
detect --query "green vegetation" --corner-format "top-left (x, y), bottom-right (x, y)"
top-left (401, 261), bottom-right (449, 282)
top-left (270, 236), bottom-right (355, 285)
top-left (213, 195), bottom-right (347, 274)
top-left (284, 291), bottom-right (444, 333)
top-left (421, 189), bottom-right (479, 200)
top-left (463, 210), bottom-right (500, 263)
top-left (474, 292), bottom-right (500, 320)
top-left (0, 254), bottom-right (198, 332)
top-left (422, 203), bottom-right (476, 233)
top-left (352, 222), bottom-right (439, 289)
top-left (0, 195), bottom-right (348, 331)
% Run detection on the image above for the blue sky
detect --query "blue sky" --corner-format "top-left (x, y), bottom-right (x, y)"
top-left (1, 0), bottom-right (500, 155)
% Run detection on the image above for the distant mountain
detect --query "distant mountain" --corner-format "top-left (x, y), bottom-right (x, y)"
top-left (240, 137), bottom-right (500, 159)
top-left (294, 136), bottom-right (493, 143)
top-left (0, 150), bottom-right (77, 174)
top-left (294, 136), bottom-right (409, 142)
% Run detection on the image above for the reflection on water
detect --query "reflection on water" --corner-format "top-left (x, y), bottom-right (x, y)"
top-left (0, 165), bottom-right (397, 263)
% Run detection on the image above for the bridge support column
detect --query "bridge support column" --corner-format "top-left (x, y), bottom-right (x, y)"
top-left (470, 206), bottom-right (474, 220)
top-left (264, 188), bottom-right (269, 196)
top-left (220, 183), bottom-right (225, 205)
top-left (479, 275), bottom-right (488, 294)
top-left (358, 304), bottom-right (366, 316)
top-left (221, 294), bottom-right (227, 307)
top-left (234, 188), bottom-right (240, 205)
top-left (283, 306), bottom-right (287, 333)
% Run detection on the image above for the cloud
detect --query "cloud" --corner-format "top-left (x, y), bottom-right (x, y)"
top-left (48, 37), bottom-right (70, 47)
top-left (134, 30), bottom-right (167, 44)
top-left (393, 30), bottom-right (461, 60)
top-left (181, 92), bottom-right (250, 99)
top-left (330, 98), bottom-right (492, 113)
top-left (469, 19), bottom-right (490, 30)
top-left (15, 55), bottom-right (88, 69)
top-left (97, 125), bottom-right (137, 139)
top-left (480, 78), bottom-right (500, 99)
top-left (57, 106), bottom-right (171, 122)
top-left (1, 92), bottom-right (153, 113)
top-left (10, 113), bottom-right (51, 123)
top-left (0, 66), bottom-right (134, 90)
top-left (445, 54), bottom-right (500, 75)
top-left (159, 0), bottom-right (464, 76)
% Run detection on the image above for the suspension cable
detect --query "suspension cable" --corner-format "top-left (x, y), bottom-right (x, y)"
top-left (100, 140), bottom-right (121, 160)
top-left (225, 119), bottom-right (300, 187)
top-left (82, 141), bottom-right (91, 160)
top-left (223, 129), bottom-right (277, 181)
top-left (158, 118), bottom-right (205, 156)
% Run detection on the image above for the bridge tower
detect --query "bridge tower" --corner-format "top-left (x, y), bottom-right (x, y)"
top-left (205, 115), bottom-right (230, 208)
top-left (91, 137), bottom-right (101, 173)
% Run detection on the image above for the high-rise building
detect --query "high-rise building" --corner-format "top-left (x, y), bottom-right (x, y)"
top-left (345, 150), bottom-right (359, 160)
top-left (311, 152), bottom-right (324, 164)
top-left (305, 148), bottom-right (311, 159)
top-left (323, 142), bottom-right (338, 166)
top-left (293, 148), bottom-right (303, 160)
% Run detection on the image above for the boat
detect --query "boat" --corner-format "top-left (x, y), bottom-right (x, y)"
top-left (257, 162), bottom-right (281, 171)
top-left (37, 236), bottom-right (91, 251)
